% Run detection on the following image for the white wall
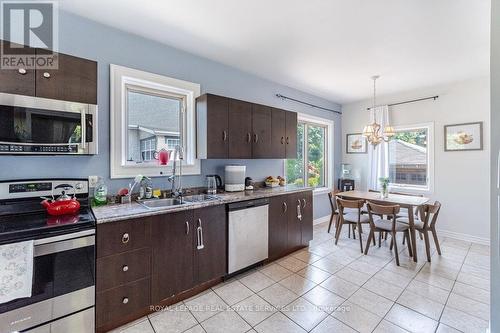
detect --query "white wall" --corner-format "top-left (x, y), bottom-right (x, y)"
top-left (342, 77), bottom-right (490, 242)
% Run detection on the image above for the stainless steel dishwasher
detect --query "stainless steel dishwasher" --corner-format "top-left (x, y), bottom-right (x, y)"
top-left (227, 198), bottom-right (269, 274)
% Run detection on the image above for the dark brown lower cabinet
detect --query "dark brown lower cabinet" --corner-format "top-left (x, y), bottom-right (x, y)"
top-left (151, 210), bottom-right (195, 304)
top-left (268, 196), bottom-right (289, 261)
top-left (269, 190), bottom-right (314, 260)
top-left (193, 205), bottom-right (227, 284)
top-left (300, 191), bottom-right (314, 246)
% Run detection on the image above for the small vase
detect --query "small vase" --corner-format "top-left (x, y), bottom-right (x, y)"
top-left (381, 187), bottom-right (389, 198)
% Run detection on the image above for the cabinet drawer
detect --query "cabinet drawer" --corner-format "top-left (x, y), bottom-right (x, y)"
top-left (97, 218), bottom-right (150, 258)
top-left (96, 277), bottom-right (150, 328)
top-left (97, 247), bottom-right (151, 291)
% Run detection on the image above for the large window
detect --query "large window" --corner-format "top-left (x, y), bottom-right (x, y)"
top-left (388, 123), bottom-right (434, 191)
top-left (110, 65), bottom-right (200, 178)
top-left (286, 117), bottom-right (331, 190)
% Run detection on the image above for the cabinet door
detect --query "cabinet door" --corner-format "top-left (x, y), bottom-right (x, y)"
top-left (151, 211), bottom-right (194, 303)
top-left (252, 104), bottom-right (273, 158)
top-left (35, 51), bottom-right (97, 104)
top-left (285, 111), bottom-right (298, 159)
top-left (287, 193), bottom-right (303, 251)
top-left (194, 205), bottom-right (227, 284)
top-left (205, 94), bottom-right (229, 158)
top-left (228, 99), bottom-right (252, 158)
top-left (271, 108), bottom-right (286, 158)
top-left (0, 40), bottom-right (36, 96)
top-left (300, 191), bottom-right (314, 247)
top-left (268, 195), bottom-right (289, 261)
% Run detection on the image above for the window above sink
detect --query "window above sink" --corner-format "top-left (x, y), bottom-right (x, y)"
top-left (110, 65), bottom-right (201, 178)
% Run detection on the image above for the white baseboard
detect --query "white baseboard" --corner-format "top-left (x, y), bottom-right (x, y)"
top-left (313, 216), bottom-right (490, 246)
top-left (314, 215), bottom-right (330, 226)
top-left (436, 228), bottom-right (490, 246)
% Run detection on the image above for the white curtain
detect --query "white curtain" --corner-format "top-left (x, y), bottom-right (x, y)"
top-left (367, 105), bottom-right (390, 190)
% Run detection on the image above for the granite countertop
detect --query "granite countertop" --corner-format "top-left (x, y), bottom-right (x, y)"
top-left (92, 185), bottom-right (313, 224)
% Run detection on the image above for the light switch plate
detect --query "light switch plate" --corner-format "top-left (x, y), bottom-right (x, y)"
top-left (88, 176), bottom-right (99, 188)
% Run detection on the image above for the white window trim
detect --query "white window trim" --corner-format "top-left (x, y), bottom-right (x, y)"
top-left (388, 122), bottom-right (435, 194)
top-left (110, 64), bottom-right (201, 178)
top-left (283, 113), bottom-right (334, 195)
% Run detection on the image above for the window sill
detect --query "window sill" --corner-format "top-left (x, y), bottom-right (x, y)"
top-left (389, 185), bottom-right (433, 195)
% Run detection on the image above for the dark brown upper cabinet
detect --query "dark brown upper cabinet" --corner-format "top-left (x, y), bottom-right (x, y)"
top-left (197, 94), bottom-right (229, 159)
top-left (0, 39), bottom-right (97, 104)
top-left (285, 111), bottom-right (298, 159)
top-left (196, 93), bottom-right (298, 159)
top-left (271, 108), bottom-right (286, 159)
top-left (252, 104), bottom-right (273, 158)
top-left (228, 99), bottom-right (253, 159)
top-left (35, 52), bottom-right (97, 104)
top-left (0, 40), bottom-right (36, 96)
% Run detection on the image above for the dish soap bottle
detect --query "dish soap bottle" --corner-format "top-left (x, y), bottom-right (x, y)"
top-left (93, 177), bottom-right (108, 206)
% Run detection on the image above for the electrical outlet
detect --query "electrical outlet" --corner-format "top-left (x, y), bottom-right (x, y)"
top-left (88, 176), bottom-right (99, 188)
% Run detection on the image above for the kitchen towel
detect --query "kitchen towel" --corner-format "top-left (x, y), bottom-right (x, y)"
top-left (0, 240), bottom-right (34, 304)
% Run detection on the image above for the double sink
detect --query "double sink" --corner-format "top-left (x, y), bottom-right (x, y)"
top-left (137, 194), bottom-right (221, 209)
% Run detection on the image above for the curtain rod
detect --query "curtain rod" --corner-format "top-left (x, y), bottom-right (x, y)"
top-left (276, 94), bottom-right (342, 115)
top-left (367, 95), bottom-right (439, 110)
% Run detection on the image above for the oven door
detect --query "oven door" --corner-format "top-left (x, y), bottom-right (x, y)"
top-left (0, 92), bottom-right (97, 155)
top-left (0, 229), bottom-right (95, 333)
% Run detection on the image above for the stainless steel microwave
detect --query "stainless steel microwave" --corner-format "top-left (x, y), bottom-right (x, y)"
top-left (0, 92), bottom-right (97, 155)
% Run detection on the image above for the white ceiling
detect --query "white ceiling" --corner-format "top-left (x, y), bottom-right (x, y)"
top-left (60, 0), bottom-right (490, 104)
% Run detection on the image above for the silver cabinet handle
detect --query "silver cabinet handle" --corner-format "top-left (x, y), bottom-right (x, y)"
top-left (122, 265), bottom-right (129, 272)
top-left (121, 233), bottom-right (130, 244)
top-left (196, 218), bottom-right (205, 250)
top-left (185, 221), bottom-right (190, 235)
top-left (43, 72), bottom-right (51, 78)
top-left (302, 198), bottom-right (306, 208)
top-left (286, 137), bottom-right (290, 144)
top-left (223, 130), bottom-right (227, 141)
top-left (297, 200), bottom-right (302, 221)
top-left (254, 133), bottom-right (259, 143)
top-left (281, 137), bottom-right (284, 144)
top-left (18, 68), bottom-right (27, 75)
top-left (122, 297), bottom-right (129, 304)
top-left (247, 133), bottom-right (251, 143)
top-left (283, 201), bottom-right (287, 213)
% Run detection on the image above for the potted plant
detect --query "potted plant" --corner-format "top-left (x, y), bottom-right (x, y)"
top-left (379, 177), bottom-right (390, 198)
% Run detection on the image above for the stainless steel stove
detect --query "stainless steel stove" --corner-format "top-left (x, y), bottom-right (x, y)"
top-left (0, 179), bottom-right (95, 333)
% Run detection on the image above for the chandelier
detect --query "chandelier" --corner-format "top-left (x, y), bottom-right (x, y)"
top-left (362, 75), bottom-right (395, 146)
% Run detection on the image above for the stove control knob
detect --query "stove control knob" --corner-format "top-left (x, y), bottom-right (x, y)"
top-left (122, 297), bottom-right (129, 304)
top-left (75, 182), bottom-right (83, 190)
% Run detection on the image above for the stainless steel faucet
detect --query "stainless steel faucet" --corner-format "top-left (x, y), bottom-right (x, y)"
top-left (168, 145), bottom-right (184, 198)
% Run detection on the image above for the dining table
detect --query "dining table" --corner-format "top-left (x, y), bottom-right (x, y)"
top-left (336, 190), bottom-right (430, 263)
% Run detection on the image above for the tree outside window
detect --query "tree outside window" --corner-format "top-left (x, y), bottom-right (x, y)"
top-left (286, 122), bottom-right (327, 188)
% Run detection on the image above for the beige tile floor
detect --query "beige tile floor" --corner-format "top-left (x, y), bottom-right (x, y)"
top-left (109, 222), bottom-right (490, 333)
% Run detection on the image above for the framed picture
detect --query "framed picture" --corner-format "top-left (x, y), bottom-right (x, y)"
top-left (346, 133), bottom-right (367, 154)
top-left (444, 122), bottom-right (483, 151)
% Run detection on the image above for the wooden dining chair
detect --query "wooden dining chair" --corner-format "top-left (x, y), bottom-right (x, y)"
top-left (364, 201), bottom-right (413, 266)
top-left (335, 198), bottom-right (372, 253)
top-left (398, 201), bottom-right (442, 262)
top-left (327, 190), bottom-right (341, 234)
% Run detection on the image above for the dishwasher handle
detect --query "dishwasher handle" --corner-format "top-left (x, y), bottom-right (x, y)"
top-left (227, 198), bottom-right (269, 211)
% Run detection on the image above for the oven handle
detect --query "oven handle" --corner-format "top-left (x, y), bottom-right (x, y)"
top-left (34, 230), bottom-right (95, 257)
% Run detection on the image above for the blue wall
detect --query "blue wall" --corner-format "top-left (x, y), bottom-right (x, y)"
top-left (0, 11), bottom-right (342, 219)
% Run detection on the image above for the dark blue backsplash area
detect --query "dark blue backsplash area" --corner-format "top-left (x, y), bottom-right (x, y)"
top-left (0, 11), bottom-right (342, 219)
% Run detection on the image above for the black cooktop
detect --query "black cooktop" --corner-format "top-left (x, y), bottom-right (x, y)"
top-left (0, 205), bottom-right (95, 244)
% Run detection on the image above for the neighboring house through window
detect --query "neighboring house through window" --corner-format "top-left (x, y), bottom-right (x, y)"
top-left (388, 123), bottom-right (434, 192)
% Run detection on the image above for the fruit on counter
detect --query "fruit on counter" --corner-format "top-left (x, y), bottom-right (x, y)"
top-left (118, 188), bottom-right (129, 196)
top-left (265, 176), bottom-right (280, 184)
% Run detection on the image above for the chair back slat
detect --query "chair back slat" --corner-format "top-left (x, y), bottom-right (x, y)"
top-left (426, 201), bottom-right (441, 228)
top-left (337, 198), bottom-right (365, 210)
top-left (366, 201), bottom-right (400, 215)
